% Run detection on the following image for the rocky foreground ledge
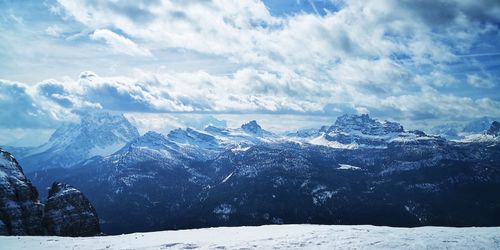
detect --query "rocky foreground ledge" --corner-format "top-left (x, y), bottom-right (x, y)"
top-left (0, 149), bottom-right (100, 236)
top-left (0, 224), bottom-right (499, 249)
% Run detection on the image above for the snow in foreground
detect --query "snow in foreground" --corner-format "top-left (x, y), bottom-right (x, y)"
top-left (1, 224), bottom-right (499, 250)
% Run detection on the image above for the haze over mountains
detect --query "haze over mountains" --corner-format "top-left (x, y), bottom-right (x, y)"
top-left (2, 111), bottom-right (498, 234)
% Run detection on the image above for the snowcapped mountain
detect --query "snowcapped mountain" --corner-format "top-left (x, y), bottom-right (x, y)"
top-left (428, 117), bottom-right (500, 140)
top-left (294, 114), bottom-right (443, 149)
top-left (462, 117), bottom-right (498, 133)
top-left (27, 114), bottom-right (500, 234)
top-left (453, 121), bottom-right (500, 143)
top-left (241, 120), bottom-right (265, 135)
top-left (8, 111), bottom-right (140, 172)
top-left (429, 123), bottom-right (463, 140)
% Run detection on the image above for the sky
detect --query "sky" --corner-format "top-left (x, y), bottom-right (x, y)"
top-left (0, 0), bottom-right (499, 146)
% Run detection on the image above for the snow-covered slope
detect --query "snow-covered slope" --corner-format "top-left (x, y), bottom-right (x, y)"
top-left (10, 111), bottom-right (140, 172)
top-left (1, 225), bottom-right (499, 250)
top-left (26, 114), bottom-right (500, 234)
top-left (296, 114), bottom-right (442, 149)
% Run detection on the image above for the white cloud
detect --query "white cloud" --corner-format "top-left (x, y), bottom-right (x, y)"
top-left (467, 74), bottom-right (495, 88)
top-left (45, 25), bottom-right (63, 37)
top-left (0, 79), bottom-right (77, 129)
top-left (1, 0), bottom-right (500, 134)
top-left (90, 29), bottom-right (152, 57)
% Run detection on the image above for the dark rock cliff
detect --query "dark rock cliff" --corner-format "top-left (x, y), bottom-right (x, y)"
top-left (0, 149), bottom-right (44, 235)
top-left (0, 148), bottom-right (100, 236)
top-left (44, 182), bottom-right (100, 237)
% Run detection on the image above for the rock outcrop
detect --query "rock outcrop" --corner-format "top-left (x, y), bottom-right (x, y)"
top-left (486, 121), bottom-right (500, 137)
top-left (0, 148), bottom-right (100, 236)
top-left (329, 114), bottom-right (404, 135)
top-left (0, 149), bottom-right (44, 235)
top-left (241, 120), bottom-right (263, 135)
top-left (44, 182), bottom-right (100, 237)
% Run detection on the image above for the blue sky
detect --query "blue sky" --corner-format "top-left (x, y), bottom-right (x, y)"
top-left (0, 0), bottom-right (500, 146)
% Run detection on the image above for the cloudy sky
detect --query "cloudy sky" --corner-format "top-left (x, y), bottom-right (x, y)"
top-left (1, 0), bottom-right (499, 146)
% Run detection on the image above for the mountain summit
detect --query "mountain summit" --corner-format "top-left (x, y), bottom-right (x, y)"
top-left (241, 120), bottom-right (263, 135)
top-left (486, 121), bottom-right (500, 137)
top-left (329, 114), bottom-right (404, 135)
top-left (10, 111), bottom-right (140, 172)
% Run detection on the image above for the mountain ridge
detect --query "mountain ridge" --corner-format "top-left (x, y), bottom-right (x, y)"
top-left (25, 114), bottom-right (500, 234)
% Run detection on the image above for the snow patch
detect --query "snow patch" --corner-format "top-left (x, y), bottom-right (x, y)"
top-left (88, 142), bottom-right (125, 157)
top-left (337, 164), bottom-right (361, 170)
top-left (309, 134), bottom-right (359, 149)
top-left (221, 172), bottom-right (234, 183)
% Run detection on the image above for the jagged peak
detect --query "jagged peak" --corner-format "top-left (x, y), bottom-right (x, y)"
top-left (140, 131), bottom-right (168, 141)
top-left (77, 110), bottom-right (129, 125)
top-left (204, 125), bottom-right (228, 134)
top-left (241, 120), bottom-right (263, 134)
top-left (486, 121), bottom-right (500, 136)
top-left (0, 149), bottom-right (26, 181)
top-left (168, 127), bottom-right (217, 145)
top-left (47, 182), bottom-right (80, 199)
top-left (463, 116), bottom-right (497, 133)
top-left (330, 114), bottom-right (404, 135)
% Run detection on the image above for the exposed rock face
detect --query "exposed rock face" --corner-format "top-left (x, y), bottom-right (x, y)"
top-left (44, 182), bottom-right (100, 237)
top-left (0, 149), bottom-right (44, 235)
top-left (0, 148), bottom-right (100, 236)
top-left (241, 120), bottom-right (263, 135)
top-left (329, 114), bottom-right (404, 135)
top-left (486, 121), bottom-right (500, 137)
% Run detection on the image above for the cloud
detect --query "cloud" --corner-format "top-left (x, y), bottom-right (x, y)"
top-left (1, 0), bottom-right (500, 133)
top-left (90, 29), bottom-right (152, 56)
top-left (45, 25), bottom-right (63, 37)
top-left (466, 74), bottom-right (495, 88)
top-left (0, 80), bottom-right (75, 129)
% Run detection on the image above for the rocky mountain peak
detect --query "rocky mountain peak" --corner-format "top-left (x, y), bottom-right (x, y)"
top-left (44, 182), bottom-right (100, 237)
top-left (0, 148), bottom-right (44, 235)
top-left (330, 114), bottom-right (404, 135)
top-left (12, 111), bottom-right (140, 171)
top-left (241, 120), bottom-right (263, 134)
top-left (462, 117), bottom-right (497, 133)
top-left (47, 182), bottom-right (79, 198)
top-left (486, 121), bottom-right (500, 137)
top-left (1, 149), bottom-right (100, 236)
top-left (0, 149), bottom-right (27, 181)
top-left (168, 128), bottom-right (217, 145)
top-left (142, 131), bottom-right (168, 141)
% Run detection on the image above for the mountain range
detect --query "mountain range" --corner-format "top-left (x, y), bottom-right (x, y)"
top-left (6, 111), bottom-right (139, 172)
top-left (3, 112), bottom-right (496, 234)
